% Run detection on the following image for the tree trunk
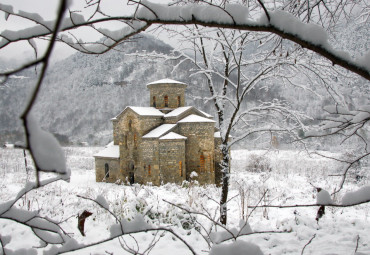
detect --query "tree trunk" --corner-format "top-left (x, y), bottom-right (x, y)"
top-left (220, 144), bottom-right (230, 225)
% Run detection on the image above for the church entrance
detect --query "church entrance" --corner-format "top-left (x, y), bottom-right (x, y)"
top-left (129, 172), bottom-right (135, 184)
top-left (129, 161), bottom-right (135, 184)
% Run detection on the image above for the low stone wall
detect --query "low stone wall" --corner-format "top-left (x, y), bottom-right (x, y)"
top-left (95, 157), bottom-right (120, 183)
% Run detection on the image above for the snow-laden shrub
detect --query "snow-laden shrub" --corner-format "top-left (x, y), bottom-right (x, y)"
top-left (246, 154), bottom-right (272, 173)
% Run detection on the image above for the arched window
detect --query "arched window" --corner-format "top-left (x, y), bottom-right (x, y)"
top-left (128, 119), bottom-right (132, 131)
top-left (200, 155), bottom-right (205, 172)
top-left (153, 96), bottom-right (156, 107)
top-left (164, 95), bottom-right (169, 107)
top-left (179, 161), bottom-right (183, 177)
top-left (134, 133), bottom-right (137, 148)
top-left (105, 163), bottom-right (109, 178)
top-left (148, 165), bottom-right (151, 176)
top-left (177, 96), bottom-right (181, 107)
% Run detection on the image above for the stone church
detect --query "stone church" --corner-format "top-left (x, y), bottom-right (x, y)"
top-left (94, 79), bottom-right (225, 185)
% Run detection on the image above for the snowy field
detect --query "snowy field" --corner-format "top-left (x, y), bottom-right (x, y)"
top-left (1, 147), bottom-right (369, 254)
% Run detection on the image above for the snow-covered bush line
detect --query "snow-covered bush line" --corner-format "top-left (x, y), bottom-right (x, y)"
top-left (0, 147), bottom-right (32, 174)
top-left (1, 147), bottom-right (369, 254)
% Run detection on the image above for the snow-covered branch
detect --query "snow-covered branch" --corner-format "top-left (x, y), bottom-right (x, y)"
top-left (1, 1), bottom-right (369, 80)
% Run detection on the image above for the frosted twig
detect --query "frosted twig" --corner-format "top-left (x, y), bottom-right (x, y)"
top-left (301, 234), bottom-right (316, 255)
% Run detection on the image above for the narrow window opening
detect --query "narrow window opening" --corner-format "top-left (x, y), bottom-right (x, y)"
top-left (200, 154), bottom-right (205, 172)
top-left (128, 119), bottom-right (132, 131)
top-left (105, 163), bottom-right (109, 178)
top-left (164, 95), bottom-right (169, 107)
top-left (148, 165), bottom-right (151, 176)
top-left (177, 96), bottom-right (181, 107)
top-left (179, 161), bottom-right (183, 177)
top-left (153, 96), bottom-right (156, 107)
top-left (134, 133), bottom-right (137, 148)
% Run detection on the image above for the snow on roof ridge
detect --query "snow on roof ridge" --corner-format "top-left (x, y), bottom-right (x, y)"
top-left (147, 78), bottom-right (187, 86)
top-left (164, 106), bottom-right (213, 119)
top-left (143, 124), bottom-right (177, 138)
top-left (128, 106), bottom-right (165, 116)
top-left (178, 114), bottom-right (215, 123)
top-left (94, 143), bottom-right (119, 158)
top-left (159, 132), bottom-right (187, 140)
top-left (198, 109), bottom-right (213, 118)
top-left (164, 106), bottom-right (193, 117)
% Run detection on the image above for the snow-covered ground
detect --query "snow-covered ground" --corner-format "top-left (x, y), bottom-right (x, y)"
top-left (1, 147), bottom-right (369, 254)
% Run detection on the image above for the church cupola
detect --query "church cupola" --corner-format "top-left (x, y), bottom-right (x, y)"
top-left (147, 79), bottom-right (187, 112)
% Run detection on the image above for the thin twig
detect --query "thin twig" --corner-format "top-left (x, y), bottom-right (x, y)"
top-left (301, 234), bottom-right (316, 255)
top-left (354, 234), bottom-right (360, 253)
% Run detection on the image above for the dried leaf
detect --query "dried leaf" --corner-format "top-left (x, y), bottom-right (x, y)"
top-left (78, 210), bottom-right (93, 236)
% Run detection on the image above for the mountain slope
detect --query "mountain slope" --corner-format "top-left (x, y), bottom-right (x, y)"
top-left (0, 34), bottom-right (210, 145)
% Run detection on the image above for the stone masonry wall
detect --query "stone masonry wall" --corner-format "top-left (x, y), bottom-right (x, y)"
top-left (116, 109), bottom-right (163, 184)
top-left (148, 84), bottom-right (186, 109)
top-left (178, 122), bottom-right (215, 184)
top-left (159, 139), bottom-right (186, 184)
top-left (138, 139), bottom-right (160, 185)
top-left (95, 157), bottom-right (120, 183)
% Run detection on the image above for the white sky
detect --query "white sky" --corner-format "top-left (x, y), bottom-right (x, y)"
top-left (0, 0), bottom-right (176, 65)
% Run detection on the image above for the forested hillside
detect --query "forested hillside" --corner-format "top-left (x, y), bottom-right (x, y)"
top-left (0, 34), bottom-right (213, 145)
top-left (0, 31), bottom-right (366, 147)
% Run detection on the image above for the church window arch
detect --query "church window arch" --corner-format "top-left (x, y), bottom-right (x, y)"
top-left (200, 154), bottom-right (205, 172)
top-left (164, 95), bottom-right (169, 107)
top-left (134, 133), bottom-right (138, 148)
top-left (179, 161), bottom-right (183, 177)
top-left (105, 163), bottom-right (109, 178)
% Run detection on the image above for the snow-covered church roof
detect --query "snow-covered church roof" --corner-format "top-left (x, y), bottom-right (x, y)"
top-left (159, 132), bottom-right (187, 140)
top-left (147, 78), bottom-right (186, 86)
top-left (114, 106), bottom-right (165, 120)
top-left (94, 142), bottom-right (119, 158)
top-left (178, 114), bottom-right (215, 123)
top-left (143, 124), bottom-right (177, 138)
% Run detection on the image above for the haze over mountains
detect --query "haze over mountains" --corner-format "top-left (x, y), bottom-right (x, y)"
top-left (0, 33), bottom-right (365, 148)
top-left (0, 35), bottom-right (213, 145)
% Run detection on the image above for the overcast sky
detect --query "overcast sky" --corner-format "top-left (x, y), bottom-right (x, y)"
top-left (0, 0), bottom-right (175, 65)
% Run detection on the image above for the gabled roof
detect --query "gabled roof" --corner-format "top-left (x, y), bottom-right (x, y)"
top-left (114, 106), bottom-right (164, 120)
top-left (198, 109), bottom-right (213, 118)
top-left (164, 106), bottom-right (193, 118)
top-left (178, 114), bottom-right (216, 123)
top-left (142, 124), bottom-right (177, 138)
top-left (164, 106), bottom-right (213, 120)
top-left (94, 142), bottom-right (119, 159)
top-left (129, 106), bottom-right (165, 116)
top-left (159, 132), bottom-right (187, 140)
top-left (147, 78), bottom-right (186, 86)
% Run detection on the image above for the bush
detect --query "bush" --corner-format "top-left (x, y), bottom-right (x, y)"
top-left (246, 154), bottom-right (272, 173)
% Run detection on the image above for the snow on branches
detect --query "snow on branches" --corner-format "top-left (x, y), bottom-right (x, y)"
top-left (0, 1), bottom-right (369, 80)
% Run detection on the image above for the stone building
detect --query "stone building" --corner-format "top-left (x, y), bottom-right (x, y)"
top-left (94, 78), bottom-right (225, 185)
